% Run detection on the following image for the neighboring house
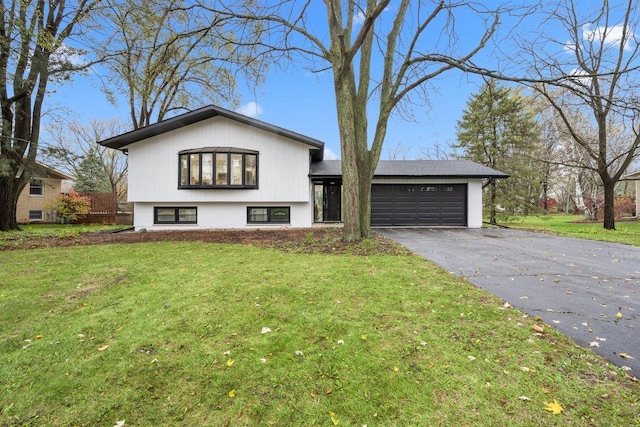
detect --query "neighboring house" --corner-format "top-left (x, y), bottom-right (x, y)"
top-left (16, 163), bottom-right (74, 223)
top-left (624, 170), bottom-right (640, 218)
top-left (99, 105), bottom-right (507, 231)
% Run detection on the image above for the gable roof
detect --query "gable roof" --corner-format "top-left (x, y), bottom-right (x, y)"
top-left (624, 170), bottom-right (640, 179)
top-left (99, 105), bottom-right (325, 161)
top-left (310, 160), bottom-right (509, 179)
top-left (25, 162), bottom-right (74, 180)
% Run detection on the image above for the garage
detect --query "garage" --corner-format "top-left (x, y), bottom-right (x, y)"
top-left (371, 184), bottom-right (467, 226)
top-left (310, 159), bottom-right (508, 228)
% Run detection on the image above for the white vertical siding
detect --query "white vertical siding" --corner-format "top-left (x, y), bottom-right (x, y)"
top-left (134, 202), bottom-right (311, 230)
top-left (127, 116), bottom-right (312, 203)
top-left (467, 179), bottom-right (483, 228)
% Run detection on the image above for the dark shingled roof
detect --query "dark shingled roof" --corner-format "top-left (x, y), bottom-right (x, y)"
top-left (310, 160), bottom-right (509, 179)
top-left (99, 105), bottom-right (325, 162)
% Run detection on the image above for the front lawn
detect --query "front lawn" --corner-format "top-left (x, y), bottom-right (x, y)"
top-left (0, 224), bottom-right (129, 250)
top-left (503, 215), bottom-right (640, 246)
top-left (1, 241), bottom-right (638, 426)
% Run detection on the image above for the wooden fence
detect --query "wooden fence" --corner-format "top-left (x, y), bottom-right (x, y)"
top-left (82, 192), bottom-right (117, 214)
top-left (76, 192), bottom-right (121, 224)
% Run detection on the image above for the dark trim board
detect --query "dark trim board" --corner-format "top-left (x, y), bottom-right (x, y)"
top-left (371, 184), bottom-right (467, 226)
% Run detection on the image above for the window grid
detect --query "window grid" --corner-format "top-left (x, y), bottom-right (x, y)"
top-left (179, 150), bottom-right (258, 189)
top-left (30, 179), bottom-right (44, 196)
top-left (154, 207), bottom-right (197, 224)
top-left (29, 210), bottom-right (43, 221)
top-left (247, 207), bottom-right (291, 224)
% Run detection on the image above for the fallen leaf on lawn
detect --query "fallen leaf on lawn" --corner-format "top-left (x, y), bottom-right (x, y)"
top-left (97, 344), bottom-right (109, 352)
top-left (619, 353), bottom-right (634, 359)
top-left (543, 399), bottom-right (563, 415)
top-left (35, 335), bottom-right (43, 340)
top-left (228, 389), bottom-right (235, 398)
top-left (520, 366), bottom-right (530, 372)
top-left (531, 324), bottom-right (545, 333)
top-left (361, 335), bottom-right (367, 340)
top-left (329, 412), bottom-right (339, 425)
top-left (393, 366), bottom-right (400, 371)
top-left (226, 359), bottom-right (235, 366)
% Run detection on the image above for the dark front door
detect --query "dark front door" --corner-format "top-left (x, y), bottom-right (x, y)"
top-left (324, 183), bottom-right (341, 222)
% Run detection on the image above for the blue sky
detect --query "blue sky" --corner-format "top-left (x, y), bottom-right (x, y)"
top-left (48, 62), bottom-right (482, 161)
top-left (44, 3), bottom-right (530, 161)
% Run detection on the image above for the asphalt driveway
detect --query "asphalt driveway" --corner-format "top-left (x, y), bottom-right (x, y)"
top-left (377, 228), bottom-right (639, 376)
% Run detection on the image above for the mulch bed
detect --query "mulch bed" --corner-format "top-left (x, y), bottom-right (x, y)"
top-left (2, 227), bottom-right (411, 256)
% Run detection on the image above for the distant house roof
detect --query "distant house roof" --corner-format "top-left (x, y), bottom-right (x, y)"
top-left (310, 160), bottom-right (509, 179)
top-left (32, 162), bottom-right (74, 180)
top-left (99, 105), bottom-right (325, 161)
top-left (624, 170), bottom-right (640, 179)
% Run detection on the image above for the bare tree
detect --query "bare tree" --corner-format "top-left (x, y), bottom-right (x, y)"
top-left (41, 119), bottom-right (129, 202)
top-left (516, 0), bottom-right (640, 229)
top-left (418, 141), bottom-right (456, 160)
top-left (384, 141), bottom-right (412, 160)
top-left (0, 0), bottom-right (101, 231)
top-left (202, 0), bottom-right (526, 241)
top-left (98, 0), bottom-right (262, 129)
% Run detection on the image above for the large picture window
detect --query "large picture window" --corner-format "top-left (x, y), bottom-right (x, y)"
top-left (179, 148), bottom-right (258, 189)
top-left (154, 207), bottom-right (197, 224)
top-left (247, 207), bottom-right (290, 224)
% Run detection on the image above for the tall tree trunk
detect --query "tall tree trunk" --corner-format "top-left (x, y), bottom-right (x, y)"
top-left (602, 178), bottom-right (616, 230)
top-left (358, 163), bottom-right (373, 238)
top-left (0, 176), bottom-right (21, 231)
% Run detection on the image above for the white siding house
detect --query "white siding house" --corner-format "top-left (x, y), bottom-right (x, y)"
top-left (100, 105), bottom-right (508, 230)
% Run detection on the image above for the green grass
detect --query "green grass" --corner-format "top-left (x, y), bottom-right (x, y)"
top-left (0, 224), bottom-right (129, 249)
top-left (1, 241), bottom-right (638, 426)
top-left (502, 214), bottom-right (640, 246)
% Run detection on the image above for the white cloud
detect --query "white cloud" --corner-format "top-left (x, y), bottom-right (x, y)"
top-left (51, 43), bottom-right (87, 67)
top-left (582, 23), bottom-right (635, 50)
top-left (324, 147), bottom-right (339, 160)
top-left (236, 101), bottom-right (263, 118)
top-left (353, 5), bottom-right (392, 26)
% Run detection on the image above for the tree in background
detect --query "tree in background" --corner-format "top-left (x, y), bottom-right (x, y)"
top-left (41, 119), bottom-right (128, 202)
top-left (202, 0), bottom-right (531, 241)
top-left (515, 0), bottom-right (640, 230)
top-left (0, 0), bottom-right (101, 231)
top-left (455, 80), bottom-right (543, 224)
top-left (73, 149), bottom-right (112, 193)
top-left (97, 0), bottom-right (262, 129)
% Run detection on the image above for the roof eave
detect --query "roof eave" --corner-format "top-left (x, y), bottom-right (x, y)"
top-left (99, 105), bottom-right (325, 160)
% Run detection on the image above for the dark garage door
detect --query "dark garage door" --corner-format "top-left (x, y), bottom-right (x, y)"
top-left (371, 184), bottom-right (467, 226)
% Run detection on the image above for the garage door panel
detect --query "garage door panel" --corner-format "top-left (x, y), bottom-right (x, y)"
top-left (371, 184), bottom-right (467, 226)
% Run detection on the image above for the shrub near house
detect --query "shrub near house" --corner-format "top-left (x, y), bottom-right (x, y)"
top-left (46, 191), bottom-right (91, 223)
